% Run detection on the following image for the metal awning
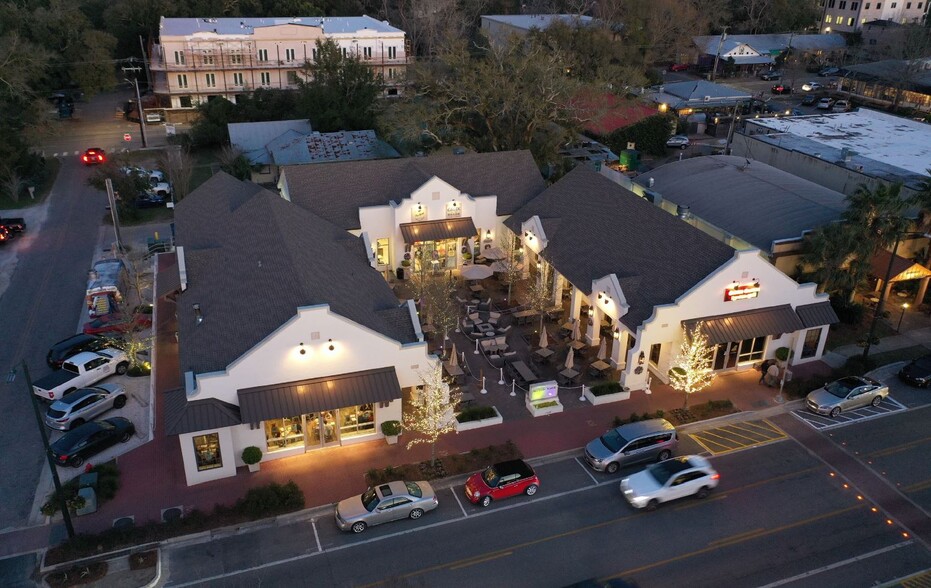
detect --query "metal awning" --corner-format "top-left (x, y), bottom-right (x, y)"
top-left (683, 304), bottom-right (805, 345)
top-left (796, 301), bottom-right (839, 328)
top-left (400, 217), bottom-right (476, 244)
top-left (164, 388), bottom-right (242, 436)
top-left (238, 367), bottom-right (401, 423)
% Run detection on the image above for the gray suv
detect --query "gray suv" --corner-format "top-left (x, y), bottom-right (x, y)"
top-left (584, 419), bottom-right (678, 474)
top-left (44, 384), bottom-right (127, 431)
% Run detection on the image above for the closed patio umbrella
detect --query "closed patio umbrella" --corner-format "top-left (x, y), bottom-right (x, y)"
top-left (449, 343), bottom-right (459, 366)
top-left (539, 326), bottom-right (549, 349)
top-left (565, 348), bottom-right (575, 370)
top-left (461, 264), bottom-right (494, 280)
top-left (571, 320), bottom-right (581, 342)
top-left (597, 338), bottom-right (607, 360)
top-left (484, 247), bottom-right (506, 260)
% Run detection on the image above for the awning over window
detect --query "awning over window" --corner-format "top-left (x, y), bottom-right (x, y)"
top-left (238, 367), bottom-right (401, 423)
top-left (796, 301), bottom-right (839, 328)
top-left (400, 217), bottom-right (477, 244)
top-left (683, 304), bottom-right (805, 345)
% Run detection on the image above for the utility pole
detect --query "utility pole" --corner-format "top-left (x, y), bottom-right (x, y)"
top-left (138, 37), bottom-right (152, 92)
top-left (130, 77), bottom-right (148, 148)
top-left (711, 26), bottom-right (729, 82)
top-left (105, 178), bottom-right (125, 253)
top-left (724, 100), bottom-right (742, 155)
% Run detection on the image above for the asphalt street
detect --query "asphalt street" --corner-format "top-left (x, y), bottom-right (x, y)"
top-left (159, 406), bottom-right (931, 588)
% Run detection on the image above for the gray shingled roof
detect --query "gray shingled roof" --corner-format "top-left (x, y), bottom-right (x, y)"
top-left (282, 151), bottom-right (545, 230)
top-left (174, 172), bottom-right (416, 375)
top-left (634, 155), bottom-right (847, 252)
top-left (505, 166), bottom-right (736, 332)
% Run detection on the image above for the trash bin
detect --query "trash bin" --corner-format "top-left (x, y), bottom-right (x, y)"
top-left (396, 267), bottom-right (404, 280)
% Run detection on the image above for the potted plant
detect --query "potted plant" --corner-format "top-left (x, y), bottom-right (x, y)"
top-left (242, 446), bottom-right (262, 472)
top-left (381, 420), bottom-right (401, 444)
top-left (774, 347), bottom-right (790, 367)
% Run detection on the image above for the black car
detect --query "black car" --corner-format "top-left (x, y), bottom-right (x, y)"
top-left (48, 417), bottom-right (135, 468)
top-left (899, 355), bottom-right (931, 388)
top-left (801, 94), bottom-right (818, 106)
top-left (759, 70), bottom-right (781, 80)
top-left (134, 193), bottom-right (167, 209)
top-left (47, 334), bottom-right (108, 369)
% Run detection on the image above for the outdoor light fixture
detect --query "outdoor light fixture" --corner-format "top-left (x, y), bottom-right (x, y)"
top-left (416, 203), bottom-right (423, 211)
top-left (299, 343), bottom-right (306, 355)
top-left (638, 351), bottom-right (645, 366)
top-left (536, 261), bottom-right (542, 270)
top-left (486, 229), bottom-right (491, 237)
top-left (328, 338), bottom-right (335, 351)
top-left (613, 328), bottom-right (620, 340)
top-left (587, 307), bottom-right (594, 317)
top-left (597, 293), bottom-right (603, 300)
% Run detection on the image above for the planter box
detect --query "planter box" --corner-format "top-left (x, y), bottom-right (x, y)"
top-left (525, 398), bottom-right (564, 417)
top-left (455, 406), bottom-right (503, 432)
top-left (247, 463), bottom-right (260, 473)
top-left (583, 386), bottom-right (631, 406)
top-left (385, 435), bottom-right (398, 445)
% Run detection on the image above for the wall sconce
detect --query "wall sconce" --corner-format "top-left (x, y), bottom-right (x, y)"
top-left (299, 342), bottom-right (306, 355)
top-left (536, 261), bottom-right (542, 270)
top-left (416, 203), bottom-right (423, 212)
top-left (638, 351), bottom-right (645, 366)
top-left (597, 293), bottom-right (603, 300)
top-left (613, 328), bottom-right (620, 340)
top-left (587, 307), bottom-right (594, 317)
top-left (328, 338), bottom-right (335, 351)
top-left (524, 231), bottom-right (529, 238)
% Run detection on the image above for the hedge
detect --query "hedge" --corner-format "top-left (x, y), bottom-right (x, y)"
top-left (457, 405), bottom-right (497, 423)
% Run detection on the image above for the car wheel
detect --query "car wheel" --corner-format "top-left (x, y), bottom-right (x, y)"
top-left (645, 499), bottom-right (658, 512)
top-left (525, 484), bottom-right (538, 496)
top-left (830, 407), bottom-right (841, 418)
top-left (120, 431), bottom-right (132, 443)
top-left (69, 456), bottom-right (84, 468)
top-left (114, 396), bottom-right (127, 409)
top-left (605, 462), bottom-right (620, 475)
top-left (69, 419), bottom-right (85, 430)
top-left (351, 521), bottom-right (367, 534)
top-left (409, 508), bottom-right (424, 520)
top-left (480, 495), bottom-right (492, 508)
top-left (695, 486), bottom-right (710, 499)
top-left (115, 362), bottom-right (129, 375)
top-left (680, 144), bottom-right (687, 150)
top-left (657, 450), bottom-right (672, 462)
top-left (871, 395), bottom-right (882, 407)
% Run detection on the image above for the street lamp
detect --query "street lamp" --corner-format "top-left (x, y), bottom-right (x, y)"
top-left (7, 363), bottom-right (75, 540)
top-left (125, 77), bottom-right (148, 148)
top-left (897, 303), bottom-right (909, 333)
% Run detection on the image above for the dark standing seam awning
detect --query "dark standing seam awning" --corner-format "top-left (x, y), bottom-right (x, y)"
top-left (237, 367), bottom-right (402, 423)
top-left (400, 217), bottom-right (477, 244)
top-left (796, 301), bottom-right (839, 328)
top-left (683, 304), bottom-right (805, 345)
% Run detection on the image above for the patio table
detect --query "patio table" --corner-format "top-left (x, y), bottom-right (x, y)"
top-left (533, 348), bottom-right (554, 362)
top-left (569, 340), bottom-right (587, 351)
top-left (511, 361), bottom-right (538, 384)
top-left (470, 284), bottom-right (485, 293)
top-left (559, 368), bottom-right (580, 383)
top-left (475, 323), bottom-right (495, 335)
top-left (514, 309), bottom-right (539, 325)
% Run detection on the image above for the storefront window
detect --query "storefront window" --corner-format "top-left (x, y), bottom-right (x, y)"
top-left (375, 238), bottom-right (390, 266)
top-left (339, 404), bottom-right (376, 439)
top-left (265, 416), bottom-right (304, 451)
top-left (801, 328), bottom-right (822, 359)
top-left (737, 337), bottom-right (765, 363)
top-left (193, 433), bottom-right (222, 471)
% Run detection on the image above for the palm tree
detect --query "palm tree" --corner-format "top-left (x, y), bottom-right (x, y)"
top-left (907, 169), bottom-right (931, 265)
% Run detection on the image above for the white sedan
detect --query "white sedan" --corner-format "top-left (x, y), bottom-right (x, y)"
top-left (665, 135), bottom-right (690, 149)
top-left (621, 455), bottom-right (719, 511)
top-left (801, 81), bottom-right (823, 92)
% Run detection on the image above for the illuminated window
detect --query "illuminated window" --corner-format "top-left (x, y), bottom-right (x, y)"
top-left (826, 15), bottom-right (834, 22)
top-left (801, 328), bottom-right (823, 359)
top-left (265, 416), bottom-right (304, 451)
top-left (848, 16), bottom-right (854, 24)
top-left (193, 433), bottom-right (222, 471)
top-left (375, 238), bottom-right (390, 265)
top-left (339, 404), bottom-right (375, 439)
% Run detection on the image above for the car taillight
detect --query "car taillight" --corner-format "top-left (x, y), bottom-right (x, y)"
top-left (711, 473), bottom-right (720, 480)
top-left (58, 455), bottom-right (68, 462)
top-left (48, 391), bottom-right (54, 399)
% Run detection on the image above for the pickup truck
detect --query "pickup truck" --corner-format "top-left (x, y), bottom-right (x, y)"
top-left (32, 348), bottom-right (129, 401)
top-left (0, 217), bottom-right (25, 233)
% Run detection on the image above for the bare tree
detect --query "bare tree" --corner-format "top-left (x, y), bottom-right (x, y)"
top-left (156, 146), bottom-right (194, 201)
top-left (0, 169), bottom-right (24, 202)
top-left (403, 364), bottom-right (462, 468)
top-left (525, 260), bottom-right (554, 332)
top-left (496, 230), bottom-right (524, 307)
top-left (668, 323), bottom-right (716, 408)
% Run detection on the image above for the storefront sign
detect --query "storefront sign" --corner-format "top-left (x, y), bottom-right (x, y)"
top-left (724, 280), bottom-right (760, 302)
top-left (528, 380), bottom-right (558, 402)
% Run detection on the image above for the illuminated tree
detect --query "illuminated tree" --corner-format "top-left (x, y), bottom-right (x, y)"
top-left (526, 260), bottom-right (554, 332)
top-left (496, 230), bottom-right (524, 307)
top-left (668, 323), bottom-right (716, 408)
top-left (403, 364), bottom-right (462, 468)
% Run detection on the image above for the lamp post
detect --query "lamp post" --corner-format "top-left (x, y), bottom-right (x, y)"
top-left (7, 362), bottom-right (76, 539)
top-left (897, 303), bottom-right (909, 333)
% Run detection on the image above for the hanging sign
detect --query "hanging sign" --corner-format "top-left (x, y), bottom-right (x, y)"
top-left (724, 280), bottom-right (760, 301)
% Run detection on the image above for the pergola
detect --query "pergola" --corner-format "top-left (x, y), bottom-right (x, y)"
top-left (870, 249), bottom-right (931, 306)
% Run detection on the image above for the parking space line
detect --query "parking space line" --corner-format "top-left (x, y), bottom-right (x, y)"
top-left (575, 456), bottom-right (600, 485)
top-left (695, 428), bottom-right (755, 445)
top-left (689, 433), bottom-right (732, 454)
top-left (312, 519), bottom-right (322, 552)
top-left (711, 425), bottom-right (767, 444)
top-left (451, 487), bottom-right (468, 518)
top-left (755, 541), bottom-right (913, 588)
top-left (730, 420), bottom-right (781, 437)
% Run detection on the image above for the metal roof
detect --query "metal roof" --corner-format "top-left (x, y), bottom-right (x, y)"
top-left (870, 249), bottom-right (931, 283)
top-left (683, 304), bottom-right (805, 345)
top-left (400, 217), bottom-right (477, 244)
top-left (238, 367), bottom-right (401, 423)
top-left (480, 14), bottom-right (595, 31)
top-left (796, 302), bottom-right (840, 329)
top-left (228, 120), bottom-right (313, 155)
top-left (159, 16), bottom-right (404, 37)
top-left (164, 388), bottom-right (242, 435)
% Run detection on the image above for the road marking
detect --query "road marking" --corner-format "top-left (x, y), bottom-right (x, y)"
top-left (792, 397), bottom-right (906, 430)
top-left (689, 419), bottom-right (788, 455)
top-left (451, 487), bottom-right (468, 517)
top-left (865, 435), bottom-right (931, 459)
top-left (707, 527), bottom-right (765, 547)
top-left (448, 551), bottom-right (512, 570)
top-left (312, 519), bottom-right (321, 553)
top-left (575, 456), bottom-right (600, 485)
top-left (904, 478), bottom-right (931, 493)
top-left (755, 540), bottom-right (913, 587)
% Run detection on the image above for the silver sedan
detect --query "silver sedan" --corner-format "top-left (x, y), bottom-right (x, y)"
top-left (806, 376), bottom-right (889, 417)
top-left (335, 480), bottom-right (438, 533)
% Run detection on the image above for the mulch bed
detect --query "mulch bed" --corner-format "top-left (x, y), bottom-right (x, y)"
top-left (44, 562), bottom-right (108, 587)
top-left (128, 550), bottom-right (157, 570)
top-left (366, 441), bottom-right (522, 485)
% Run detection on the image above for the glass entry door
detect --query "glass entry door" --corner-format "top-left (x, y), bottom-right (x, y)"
top-left (304, 411), bottom-right (339, 449)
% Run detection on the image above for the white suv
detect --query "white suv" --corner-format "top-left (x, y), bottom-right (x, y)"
top-left (621, 455), bottom-right (719, 510)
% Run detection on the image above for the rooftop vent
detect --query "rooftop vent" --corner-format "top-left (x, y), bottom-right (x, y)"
top-left (193, 303), bottom-right (203, 325)
top-left (677, 205), bottom-right (691, 220)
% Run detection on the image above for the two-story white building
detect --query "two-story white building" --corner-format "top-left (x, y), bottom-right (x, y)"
top-left (150, 16), bottom-right (410, 109)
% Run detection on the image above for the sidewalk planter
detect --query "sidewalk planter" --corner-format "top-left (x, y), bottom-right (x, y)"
top-left (381, 420), bottom-right (401, 445)
top-left (455, 406), bottom-right (503, 432)
top-left (526, 397), bottom-right (563, 417)
top-left (241, 446), bottom-right (262, 473)
top-left (775, 347), bottom-right (790, 368)
top-left (583, 382), bottom-right (631, 405)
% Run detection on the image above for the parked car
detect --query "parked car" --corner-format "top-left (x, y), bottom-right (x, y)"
top-left (806, 376), bottom-right (889, 417)
top-left (770, 84), bottom-right (792, 95)
top-left (801, 94), bottom-right (818, 106)
top-left (817, 98), bottom-right (835, 110)
top-left (81, 148), bottom-right (106, 165)
top-left (0, 226), bottom-right (12, 245)
top-left (832, 100), bottom-right (850, 112)
top-left (669, 63), bottom-right (689, 72)
top-left (48, 417), bottom-right (135, 467)
top-left (32, 348), bottom-right (130, 400)
top-left (665, 135), bottom-right (690, 149)
top-left (46, 334), bottom-right (108, 369)
top-left (0, 216), bottom-right (26, 233)
top-left (620, 455), bottom-right (719, 511)
top-left (584, 419), bottom-right (678, 474)
top-left (818, 67), bottom-right (840, 77)
top-left (134, 192), bottom-right (167, 209)
top-left (899, 354), bottom-right (931, 387)
top-left (44, 384), bottom-right (127, 431)
top-left (335, 480), bottom-right (438, 533)
top-left (759, 70), bottom-right (781, 80)
top-left (464, 459), bottom-right (540, 507)
top-left (83, 311), bottom-right (152, 335)
top-left (801, 81), bottom-right (823, 92)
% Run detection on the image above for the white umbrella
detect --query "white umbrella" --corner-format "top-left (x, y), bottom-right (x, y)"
top-left (449, 343), bottom-right (458, 367)
top-left (490, 261), bottom-right (509, 273)
top-left (571, 320), bottom-right (581, 342)
top-left (461, 264), bottom-right (494, 280)
top-left (539, 326), bottom-right (549, 349)
top-left (484, 247), bottom-right (506, 260)
top-left (565, 348), bottom-right (575, 370)
top-left (597, 338), bottom-right (607, 361)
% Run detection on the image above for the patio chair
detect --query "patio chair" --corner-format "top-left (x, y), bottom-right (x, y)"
top-left (461, 317), bottom-right (474, 330)
top-left (488, 354), bottom-right (503, 367)
top-left (496, 324), bottom-right (512, 335)
top-left (468, 312), bottom-right (480, 322)
top-left (488, 311), bottom-right (502, 326)
top-left (456, 296), bottom-right (468, 305)
top-left (502, 351), bottom-right (518, 362)
top-left (493, 335), bottom-right (507, 349)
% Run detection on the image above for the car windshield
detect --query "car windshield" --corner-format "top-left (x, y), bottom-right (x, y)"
top-left (405, 482), bottom-right (423, 498)
top-left (361, 487), bottom-right (380, 512)
top-left (482, 466), bottom-right (499, 487)
top-left (824, 378), bottom-right (859, 398)
top-left (600, 429), bottom-right (628, 453)
top-left (47, 408), bottom-right (67, 418)
top-left (647, 460), bottom-right (684, 486)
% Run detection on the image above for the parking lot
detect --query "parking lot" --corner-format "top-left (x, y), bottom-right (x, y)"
top-left (688, 419), bottom-right (787, 455)
top-left (791, 396), bottom-right (906, 430)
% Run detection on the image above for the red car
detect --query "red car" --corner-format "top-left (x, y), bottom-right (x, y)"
top-left (82, 148), bottom-right (106, 165)
top-left (83, 311), bottom-right (152, 335)
top-left (464, 459), bottom-right (540, 507)
top-left (669, 63), bottom-right (689, 72)
top-left (771, 84), bottom-right (792, 95)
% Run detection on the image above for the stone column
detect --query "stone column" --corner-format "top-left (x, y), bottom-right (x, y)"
top-left (587, 305), bottom-right (602, 346)
top-left (916, 276), bottom-right (929, 306)
top-left (569, 286), bottom-right (583, 323)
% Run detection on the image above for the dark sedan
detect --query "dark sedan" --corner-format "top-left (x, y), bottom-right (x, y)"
top-left (49, 417), bottom-right (135, 468)
top-left (46, 334), bottom-right (108, 369)
top-left (899, 355), bottom-right (931, 388)
top-left (83, 311), bottom-right (152, 335)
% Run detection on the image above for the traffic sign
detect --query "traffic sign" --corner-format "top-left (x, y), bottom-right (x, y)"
top-left (123, 133), bottom-right (132, 142)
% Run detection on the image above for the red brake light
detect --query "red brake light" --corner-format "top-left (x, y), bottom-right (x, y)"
top-left (48, 391), bottom-right (54, 399)
top-left (711, 473), bottom-right (720, 480)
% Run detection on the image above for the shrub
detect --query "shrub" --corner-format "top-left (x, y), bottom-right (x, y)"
top-left (381, 420), bottom-right (402, 436)
top-left (831, 300), bottom-right (864, 325)
top-left (628, 412), bottom-right (640, 422)
top-left (536, 400), bottom-right (558, 409)
top-left (589, 381), bottom-right (622, 396)
top-left (456, 406), bottom-right (497, 422)
top-left (234, 481), bottom-right (304, 519)
top-left (641, 412), bottom-right (652, 421)
top-left (241, 446), bottom-right (262, 465)
top-left (612, 416), bottom-right (624, 427)
top-left (775, 347), bottom-right (790, 361)
top-left (127, 365), bottom-right (151, 377)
